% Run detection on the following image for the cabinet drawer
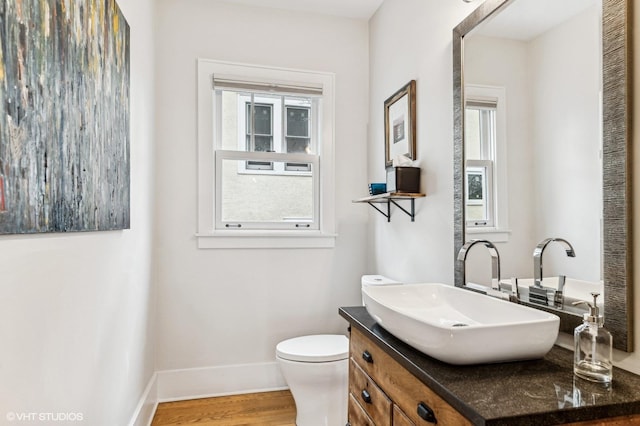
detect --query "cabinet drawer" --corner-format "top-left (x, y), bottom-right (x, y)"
top-left (349, 393), bottom-right (376, 426)
top-left (351, 328), bottom-right (472, 426)
top-left (393, 405), bottom-right (415, 426)
top-left (350, 359), bottom-right (392, 426)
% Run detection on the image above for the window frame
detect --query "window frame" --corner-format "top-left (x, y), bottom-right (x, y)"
top-left (196, 59), bottom-right (336, 249)
top-left (464, 85), bottom-right (509, 241)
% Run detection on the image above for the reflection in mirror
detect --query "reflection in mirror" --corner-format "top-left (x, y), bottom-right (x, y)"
top-left (453, 0), bottom-right (632, 351)
top-left (464, 0), bottom-right (602, 306)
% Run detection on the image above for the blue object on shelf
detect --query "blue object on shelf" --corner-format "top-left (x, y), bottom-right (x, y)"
top-left (369, 183), bottom-right (387, 195)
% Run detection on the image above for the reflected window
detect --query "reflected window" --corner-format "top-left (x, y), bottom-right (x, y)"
top-left (465, 99), bottom-right (497, 228)
top-left (465, 161), bottom-right (494, 227)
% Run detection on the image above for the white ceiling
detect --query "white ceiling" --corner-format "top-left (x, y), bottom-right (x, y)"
top-left (210, 0), bottom-right (384, 20)
top-left (473, 0), bottom-right (600, 41)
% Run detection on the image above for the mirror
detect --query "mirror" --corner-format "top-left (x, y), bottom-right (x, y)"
top-left (453, 0), bottom-right (633, 351)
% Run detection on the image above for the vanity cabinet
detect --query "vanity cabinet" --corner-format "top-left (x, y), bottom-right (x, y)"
top-left (348, 327), bottom-right (471, 426)
top-left (342, 306), bottom-right (640, 426)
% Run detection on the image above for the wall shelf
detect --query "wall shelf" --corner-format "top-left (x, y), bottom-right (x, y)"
top-left (353, 192), bottom-right (425, 222)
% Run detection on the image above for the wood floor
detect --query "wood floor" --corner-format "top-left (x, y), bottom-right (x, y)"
top-left (151, 390), bottom-right (296, 426)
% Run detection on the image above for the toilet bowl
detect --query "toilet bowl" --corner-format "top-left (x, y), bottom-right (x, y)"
top-left (276, 334), bottom-right (348, 426)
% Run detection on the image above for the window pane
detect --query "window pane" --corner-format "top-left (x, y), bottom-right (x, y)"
top-left (466, 166), bottom-right (488, 223)
top-left (468, 173), bottom-right (484, 200)
top-left (249, 135), bottom-right (273, 152)
top-left (286, 137), bottom-right (309, 154)
top-left (220, 90), bottom-right (242, 150)
top-left (248, 103), bottom-right (272, 135)
top-left (220, 159), bottom-right (314, 223)
top-left (286, 107), bottom-right (310, 137)
top-left (465, 106), bottom-right (495, 161)
top-left (465, 108), bottom-right (482, 159)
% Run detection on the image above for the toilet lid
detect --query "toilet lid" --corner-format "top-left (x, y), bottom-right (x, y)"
top-left (276, 334), bottom-right (349, 362)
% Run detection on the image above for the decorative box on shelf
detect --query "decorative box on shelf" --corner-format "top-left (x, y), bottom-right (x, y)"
top-left (386, 166), bottom-right (420, 193)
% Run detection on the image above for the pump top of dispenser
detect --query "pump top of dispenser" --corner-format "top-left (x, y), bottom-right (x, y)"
top-left (572, 292), bottom-right (604, 327)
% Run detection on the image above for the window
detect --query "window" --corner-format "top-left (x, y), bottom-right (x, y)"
top-left (465, 160), bottom-right (494, 227)
top-left (464, 85), bottom-right (509, 239)
top-left (237, 95), bottom-right (314, 172)
top-left (465, 100), bottom-right (496, 228)
top-left (245, 101), bottom-right (274, 170)
top-left (197, 59), bottom-right (336, 248)
top-left (284, 105), bottom-right (312, 171)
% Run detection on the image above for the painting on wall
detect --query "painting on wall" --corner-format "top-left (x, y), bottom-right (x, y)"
top-left (384, 80), bottom-right (416, 168)
top-left (0, 0), bottom-right (130, 234)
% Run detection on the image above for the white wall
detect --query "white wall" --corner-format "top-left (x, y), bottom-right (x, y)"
top-left (0, 0), bottom-right (157, 424)
top-left (463, 35), bottom-right (535, 283)
top-left (529, 6), bottom-right (602, 282)
top-left (153, 0), bottom-right (369, 391)
top-left (369, 0), bottom-right (478, 283)
top-left (370, 0), bottom-right (640, 375)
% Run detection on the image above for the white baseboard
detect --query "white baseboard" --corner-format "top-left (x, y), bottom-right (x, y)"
top-left (156, 361), bottom-right (288, 402)
top-left (128, 372), bottom-right (158, 426)
top-left (127, 362), bottom-right (287, 424)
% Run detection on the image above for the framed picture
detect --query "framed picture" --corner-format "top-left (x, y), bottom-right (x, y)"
top-left (384, 80), bottom-right (416, 167)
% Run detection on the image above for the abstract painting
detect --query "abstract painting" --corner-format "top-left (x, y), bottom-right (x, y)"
top-left (0, 0), bottom-right (130, 234)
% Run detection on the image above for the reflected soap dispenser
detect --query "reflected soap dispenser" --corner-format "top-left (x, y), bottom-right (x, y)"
top-left (572, 292), bottom-right (612, 383)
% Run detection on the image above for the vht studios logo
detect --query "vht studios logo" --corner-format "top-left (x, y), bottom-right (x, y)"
top-left (6, 412), bottom-right (84, 422)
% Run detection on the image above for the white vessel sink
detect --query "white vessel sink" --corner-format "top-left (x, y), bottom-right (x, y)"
top-left (362, 283), bottom-right (560, 365)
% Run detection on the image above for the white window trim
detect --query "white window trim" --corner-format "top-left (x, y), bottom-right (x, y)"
top-left (465, 84), bottom-right (510, 242)
top-left (196, 59), bottom-right (336, 249)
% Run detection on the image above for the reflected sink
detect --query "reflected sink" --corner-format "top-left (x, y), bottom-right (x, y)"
top-left (362, 283), bottom-right (560, 365)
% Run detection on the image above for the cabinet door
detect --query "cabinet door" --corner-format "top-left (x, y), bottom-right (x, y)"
top-left (393, 405), bottom-right (415, 426)
top-left (350, 328), bottom-right (472, 426)
top-left (349, 393), bottom-right (376, 426)
top-left (350, 359), bottom-right (392, 426)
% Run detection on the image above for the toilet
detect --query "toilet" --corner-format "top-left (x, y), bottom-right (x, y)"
top-left (276, 334), bottom-right (349, 426)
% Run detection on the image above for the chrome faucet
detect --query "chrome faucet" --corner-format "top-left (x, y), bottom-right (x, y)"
top-left (457, 239), bottom-right (501, 290)
top-left (533, 237), bottom-right (576, 288)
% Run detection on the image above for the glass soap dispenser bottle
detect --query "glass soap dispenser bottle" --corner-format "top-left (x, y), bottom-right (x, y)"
top-left (572, 292), bottom-right (612, 383)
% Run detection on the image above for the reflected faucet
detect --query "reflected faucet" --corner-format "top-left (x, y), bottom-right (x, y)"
top-left (457, 239), bottom-right (501, 290)
top-left (533, 237), bottom-right (576, 288)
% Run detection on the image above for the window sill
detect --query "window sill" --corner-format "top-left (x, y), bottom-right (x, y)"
top-left (465, 227), bottom-right (510, 243)
top-left (196, 230), bottom-right (337, 249)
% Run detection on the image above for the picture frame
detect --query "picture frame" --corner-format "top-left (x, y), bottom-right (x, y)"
top-left (384, 80), bottom-right (416, 168)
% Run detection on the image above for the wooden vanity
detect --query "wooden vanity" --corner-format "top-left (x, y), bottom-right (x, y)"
top-left (340, 306), bottom-right (640, 426)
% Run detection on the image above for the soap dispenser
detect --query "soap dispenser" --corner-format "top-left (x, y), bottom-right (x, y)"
top-left (572, 292), bottom-right (612, 383)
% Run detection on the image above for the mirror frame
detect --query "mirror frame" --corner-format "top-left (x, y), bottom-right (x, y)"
top-left (453, 0), bottom-right (633, 351)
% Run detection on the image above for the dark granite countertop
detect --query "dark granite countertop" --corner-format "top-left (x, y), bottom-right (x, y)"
top-left (339, 306), bottom-right (640, 426)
